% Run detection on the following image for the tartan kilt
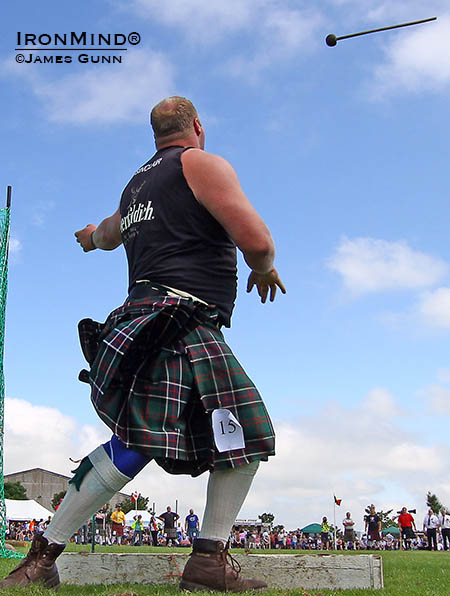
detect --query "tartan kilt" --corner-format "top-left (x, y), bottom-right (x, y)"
top-left (111, 522), bottom-right (124, 536)
top-left (78, 295), bottom-right (275, 477)
top-left (343, 528), bottom-right (355, 542)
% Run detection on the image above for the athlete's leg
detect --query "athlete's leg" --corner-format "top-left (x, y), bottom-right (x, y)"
top-left (44, 435), bottom-right (151, 545)
top-left (181, 460), bottom-right (267, 592)
top-left (200, 460), bottom-right (259, 543)
top-left (0, 436), bottom-right (152, 589)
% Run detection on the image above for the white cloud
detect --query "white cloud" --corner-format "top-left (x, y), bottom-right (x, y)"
top-left (326, 0), bottom-right (446, 27)
top-left (127, 0), bottom-right (447, 46)
top-left (8, 237), bottom-right (22, 255)
top-left (362, 387), bottom-right (404, 417)
top-left (225, 7), bottom-right (324, 81)
top-left (3, 49), bottom-right (175, 125)
top-left (422, 384), bottom-right (450, 414)
top-left (386, 443), bottom-right (442, 473)
top-left (379, 287), bottom-right (450, 332)
top-left (328, 237), bottom-right (447, 296)
top-left (260, 6), bottom-right (325, 53)
top-left (323, 1), bottom-right (450, 98)
top-left (368, 14), bottom-right (450, 98)
top-left (418, 287), bottom-right (450, 328)
top-left (239, 393), bottom-right (449, 527)
top-left (129, 0), bottom-right (257, 42)
top-left (5, 394), bottom-right (450, 531)
top-left (125, 0), bottom-right (325, 76)
top-left (4, 398), bottom-right (109, 476)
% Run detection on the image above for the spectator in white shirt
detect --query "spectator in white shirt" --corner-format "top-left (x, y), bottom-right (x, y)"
top-left (423, 508), bottom-right (440, 551)
top-left (342, 512), bottom-right (355, 548)
top-left (439, 507), bottom-right (450, 551)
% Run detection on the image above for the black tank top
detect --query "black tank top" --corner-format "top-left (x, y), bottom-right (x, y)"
top-left (120, 146), bottom-right (237, 326)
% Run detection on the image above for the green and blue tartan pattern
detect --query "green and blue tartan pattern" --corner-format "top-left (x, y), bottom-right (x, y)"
top-left (79, 296), bottom-right (275, 476)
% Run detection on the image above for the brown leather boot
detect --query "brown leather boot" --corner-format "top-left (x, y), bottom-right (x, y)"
top-left (180, 538), bottom-right (267, 592)
top-left (0, 534), bottom-right (65, 589)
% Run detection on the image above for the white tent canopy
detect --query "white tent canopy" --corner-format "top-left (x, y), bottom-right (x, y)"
top-left (5, 499), bottom-right (53, 522)
top-left (125, 510), bottom-right (153, 527)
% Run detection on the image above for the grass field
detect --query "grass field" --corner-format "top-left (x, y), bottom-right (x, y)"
top-left (0, 544), bottom-right (449, 596)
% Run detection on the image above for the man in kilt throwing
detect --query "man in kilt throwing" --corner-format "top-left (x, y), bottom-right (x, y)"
top-left (0, 96), bottom-right (285, 591)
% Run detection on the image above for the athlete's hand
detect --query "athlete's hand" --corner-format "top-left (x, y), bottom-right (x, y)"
top-left (75, 224), bottom-right (97, 252)
top-left (246, 268), bottom-right (286, 303)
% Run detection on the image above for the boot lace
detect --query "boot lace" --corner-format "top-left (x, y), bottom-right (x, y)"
top-left (223, 545), bottom-right (241, 577)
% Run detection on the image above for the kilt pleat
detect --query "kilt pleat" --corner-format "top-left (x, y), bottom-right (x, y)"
top-left (79, 296), bottom-right (275, 477)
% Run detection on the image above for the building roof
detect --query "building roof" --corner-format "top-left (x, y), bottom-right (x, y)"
top-left (5, 468), bottom-right (71, 480)
top-left (5, 467), bottom-right (130, 499)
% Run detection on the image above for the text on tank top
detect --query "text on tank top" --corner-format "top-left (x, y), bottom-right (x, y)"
top-left (119, 146), bottom-right (237, 326)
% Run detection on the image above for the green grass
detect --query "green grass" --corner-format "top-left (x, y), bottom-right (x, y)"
top-left (0, 545), bottom-right (449, 595)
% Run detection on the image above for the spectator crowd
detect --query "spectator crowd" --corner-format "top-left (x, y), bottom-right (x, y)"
top-left (6, 504), bottom-right (450, 552)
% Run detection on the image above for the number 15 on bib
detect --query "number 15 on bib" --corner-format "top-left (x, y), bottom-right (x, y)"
top-left (212, 409), bottom-right (246, 453)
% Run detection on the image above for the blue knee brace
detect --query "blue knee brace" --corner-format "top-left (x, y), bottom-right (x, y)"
top-left (102, 435), bottom-right (151, 478)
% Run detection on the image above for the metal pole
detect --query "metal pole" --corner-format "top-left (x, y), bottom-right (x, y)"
top-left (6, 188), bottom-right (11, 209)
top-left (91, 514), bottom-right (96, 553)
top-left (333, 501), bottom-right (337, 550)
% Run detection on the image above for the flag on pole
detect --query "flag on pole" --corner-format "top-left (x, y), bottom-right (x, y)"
top-left (334, 495), bottom-right (342, 506)
top-left (131, 491), bottom-right (140, 503)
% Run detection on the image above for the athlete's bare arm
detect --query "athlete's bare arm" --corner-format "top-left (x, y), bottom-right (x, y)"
top-left (75, 209), bottom-right (122, 252)
top-left (182, 149), bottom-right (286, 303)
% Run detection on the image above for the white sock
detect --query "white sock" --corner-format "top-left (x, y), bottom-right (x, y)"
top-left (44, 445), bottom-right (130, 545)
top-left (200, 460), bottom-right (259, 544)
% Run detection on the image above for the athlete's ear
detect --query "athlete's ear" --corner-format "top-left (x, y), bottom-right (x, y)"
top-left (193, 117), bottom-right (205, 150)
top-left (193, 117), bottom-right (202, 135)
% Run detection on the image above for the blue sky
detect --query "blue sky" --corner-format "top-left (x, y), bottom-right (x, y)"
top-left (1, 0), bottom-right (450, 531)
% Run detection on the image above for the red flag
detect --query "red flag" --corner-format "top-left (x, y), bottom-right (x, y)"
top-left (131, 491), bottom-right (139, 503)
top-left (334, 495), bottom-right (342, 506)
